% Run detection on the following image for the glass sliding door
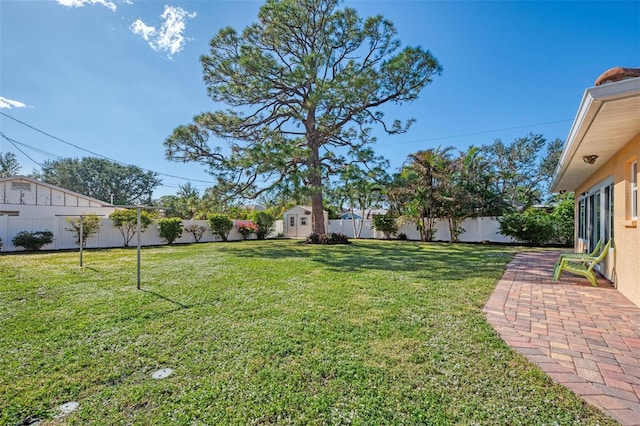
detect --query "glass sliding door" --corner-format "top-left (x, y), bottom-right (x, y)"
top-left (576, 179), bottom-right (614, 253)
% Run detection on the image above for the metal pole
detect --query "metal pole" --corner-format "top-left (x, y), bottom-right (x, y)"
top-left (79, 215), bottom-right (83, 267)
top-left (137, 207), bottom-right (141, 290)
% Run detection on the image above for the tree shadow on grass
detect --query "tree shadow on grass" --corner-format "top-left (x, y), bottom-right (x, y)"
top-left (223, 240), bottom-right (516, 282)
top-left (140, 288), bottom-right (190, 309)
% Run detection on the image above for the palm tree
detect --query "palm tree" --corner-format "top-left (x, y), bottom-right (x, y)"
top-left (395, 146), bottom-right (453, 241)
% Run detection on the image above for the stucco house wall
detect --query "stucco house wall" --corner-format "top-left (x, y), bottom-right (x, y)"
top-left (551, 72), bottom-right (640, 308)
top-left (574, 134), bottom-right (639, 306)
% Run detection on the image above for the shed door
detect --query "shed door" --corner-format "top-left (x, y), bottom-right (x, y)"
top-left (288, 214), bottom-right (298, 237)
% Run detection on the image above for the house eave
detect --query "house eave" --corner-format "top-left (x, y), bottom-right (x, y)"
top-left (551, 77), bottom-right (640, 192)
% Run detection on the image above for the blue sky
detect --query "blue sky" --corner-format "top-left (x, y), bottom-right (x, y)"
top-left (1, 0), bottom-right (639, 198)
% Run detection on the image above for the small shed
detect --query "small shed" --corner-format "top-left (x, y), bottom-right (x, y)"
top-left (282, 205), bottom-right (328, 238)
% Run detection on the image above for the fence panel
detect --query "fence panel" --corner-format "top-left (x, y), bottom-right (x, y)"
top-left (0, 217), bottom-right (249, 252)
top-left (0, 216), bottom-right (515, 252)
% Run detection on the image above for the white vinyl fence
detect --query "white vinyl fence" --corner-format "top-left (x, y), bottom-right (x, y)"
top-left (0, 217), bottom-right (248, 252)
top-left (328, 217), bottom-right (515, 243)
top-left (0, 216), bottom-right (514, 253)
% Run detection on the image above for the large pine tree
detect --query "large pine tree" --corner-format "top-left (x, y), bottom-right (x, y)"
top-left (164, 0), bottom-right (441, 234)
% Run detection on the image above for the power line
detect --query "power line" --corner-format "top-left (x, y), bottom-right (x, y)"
top-left (2, 111), bottom-right (573, 182)
top-left (2, 135), bottom-right (63, 159)
top-left (375, 119), bottom-right (573, 147)
top-left (0, 111), bottom-right (218, 185)
top-left (0, 131), bottom-right (45, 168)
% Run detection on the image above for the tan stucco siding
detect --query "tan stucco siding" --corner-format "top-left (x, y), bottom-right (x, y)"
top-left (575, 134), bottom-right (640, 306)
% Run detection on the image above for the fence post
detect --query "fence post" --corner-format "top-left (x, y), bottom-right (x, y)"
top-left (0, 215), bottom-right (7, 252)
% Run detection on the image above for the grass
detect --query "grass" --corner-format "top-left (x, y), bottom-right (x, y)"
top-left (0, 240), bottom-right (615, 425)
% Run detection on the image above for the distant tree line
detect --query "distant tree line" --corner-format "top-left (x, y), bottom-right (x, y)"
top-left (4, 131), bottom-right (565, 229)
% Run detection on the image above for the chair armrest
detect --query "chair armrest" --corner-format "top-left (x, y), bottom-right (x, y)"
top-left (560, 255), bottom-right (596, 263)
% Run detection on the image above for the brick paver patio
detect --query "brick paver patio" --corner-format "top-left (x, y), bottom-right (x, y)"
top-left (484, 251), bottom-right (640, 425)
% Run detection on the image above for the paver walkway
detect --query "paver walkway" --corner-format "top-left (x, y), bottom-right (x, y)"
top-left (484, 251), bottom-right (640, 425)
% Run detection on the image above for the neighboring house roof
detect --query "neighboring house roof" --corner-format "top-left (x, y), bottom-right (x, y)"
top-left (242, 203), bottom-right (266, 211)
top-left (340, 213), bottom-right (362, 220)
top-left (0, 175), bottom-right (114, 207)
top-left (550, 76), bottom-right (640, 192)
top-left (595, 67), bottom-right (640, 86)
top-left (339, 208), bottom-right (387, 219)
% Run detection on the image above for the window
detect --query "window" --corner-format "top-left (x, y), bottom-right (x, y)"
top-left (604, 185), bottom-right (613, 242)
top-left (300, 217), bottom-right (307, 226)
top-left (289, 216), bottom-right (295, 227)
top-left (11, 182), bottom-right (31, 191)
top-left (632, 161), bottom-right (638, 220)
top-left (0, 211), bottom-right (19, 216)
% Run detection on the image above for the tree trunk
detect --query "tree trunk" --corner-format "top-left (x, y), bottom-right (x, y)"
top-left (309, 144), bottom-right (325, 235)
top-left (310, 188), bottom-right (325, 234)
top-left (305, 104), bottom-right (325, 235)
top-left (448, 217), bottom-right (462, 243)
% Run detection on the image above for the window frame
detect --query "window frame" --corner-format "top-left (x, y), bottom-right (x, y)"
top-left (577, 177), bottom-right (614, 252)
top-left (632, 160), bottom-right (638, 221)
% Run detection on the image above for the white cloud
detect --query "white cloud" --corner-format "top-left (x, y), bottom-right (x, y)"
top-left (0, 97), bottom-right (27, 109)
top-left (131, 19), bottom-right (155, 40)
top-left (57, 0), bottom-right (118, 12)
top-left (130, 5), bottom-right (196, 58)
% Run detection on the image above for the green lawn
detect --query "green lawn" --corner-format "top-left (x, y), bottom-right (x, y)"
top-left (0, 240), bottom-right (614, 425)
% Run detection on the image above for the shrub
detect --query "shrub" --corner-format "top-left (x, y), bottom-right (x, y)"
top-left (184, 224), bottom-right (207, 242)
top-left (397, 233), bottom-right (408, 240)
top-left (158, 217), bottom-right (184, 244)
top-left (499, 208), bottom-right (554, 246)
top-left (12, 230), bottom-right (54, 251)
top-left (552, 194), bottom-right (575, 246)
top-left (110, 209), bottom-right (153, 247)
top-left (252, 211), bottom-right (275, 240)
top-left (65, 213), bottom-right (101, 248)
top-left (372, 214), bottom-right (398, 239)
top-left (306, 232), bottom-right (350, 245)
top-left (208, 214), bottom-right (233, 241)
top-left (236, 221), bottom-right (258, 240)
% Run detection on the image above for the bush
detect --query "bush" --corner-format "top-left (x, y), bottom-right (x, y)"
top-left (372, 214), bottom-right (398, 239)
top-left (306, 232), bottom-right (350, 245)
top-left (208, 214), bottom-right (233, 241)
top-left (552, 194), bottom-right (575, 246)
top-left (397, 233), bottom-right (408, 240)
top-left (109, 209), bottom-right (153, 247)
top-left (499, 208), bottom-right (554, 246)
top-left (65, 213), bottom-right (101, 248)
top-left (236, 221), bottom-right (258, 240)
top-left (184, 224), bottom-right (207, 242)
top-left (158, 217), bottom-right (184, 244)
top-left (12, 230), bottom-right (54, 251)
top-left (252, 211), bottom-right (275, 240)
